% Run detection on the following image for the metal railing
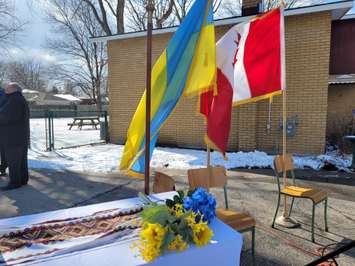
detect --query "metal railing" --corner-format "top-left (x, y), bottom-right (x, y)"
top-left (30, 109), bottom-right (109, 151)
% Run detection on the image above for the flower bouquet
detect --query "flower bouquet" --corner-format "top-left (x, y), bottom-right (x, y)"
top-left (134, 188), bottom-right (216, 262)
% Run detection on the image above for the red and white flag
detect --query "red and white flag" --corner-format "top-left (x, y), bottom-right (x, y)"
top-left (201, 8), bottom-right (285, 155)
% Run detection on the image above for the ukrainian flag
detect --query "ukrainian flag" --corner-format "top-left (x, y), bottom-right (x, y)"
top-left (120, 0), bottom-right (216, 177)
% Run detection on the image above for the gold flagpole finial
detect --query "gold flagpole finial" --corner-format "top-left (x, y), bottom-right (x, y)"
top-left (280, 0), bottom-right (286, 8)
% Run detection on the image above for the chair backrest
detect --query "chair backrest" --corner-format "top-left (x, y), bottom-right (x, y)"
top-left (273, 154), bottom-right (296, 191)
top-left (187, 166), bottom-right (228, 189)
top-left (187, 168), bottom-right (210, 190)
top-left (274, 154), bottom-right (294, 174)
top-left (153, 171), bottom-right (175, 193)
top-left (187, 166), bottom-right (229, 209)
top-left (209, 166), bottom-right (228, 188)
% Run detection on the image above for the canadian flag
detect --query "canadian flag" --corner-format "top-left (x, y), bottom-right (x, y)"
top-left (201, 8), bottom-right (285, 154)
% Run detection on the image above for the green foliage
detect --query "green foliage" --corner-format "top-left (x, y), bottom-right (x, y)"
top-left (137, 190), bottom-right (215, 261)
top-left (138, 192), bottom-right (157, 206)
top-left (165, 199), bottom-right (174, 208)
top-left (140, 204), bottom-right (174, 225)
top-left (187, 189), bottom-right (194, 197)
top-left (160, 230), bottom-right (176, 252)
top-left (178, 190), bottom-right (185, 200)
top-left (166, 190), bottom-right (185, 209)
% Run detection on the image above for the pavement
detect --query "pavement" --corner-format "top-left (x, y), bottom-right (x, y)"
top-left (0, 168), bottom-right (354, 265)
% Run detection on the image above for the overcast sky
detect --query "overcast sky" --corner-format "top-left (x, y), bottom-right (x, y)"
top-left (4, 0), bottom-right (355, 63)
top-left (6, 0), bottom-right (55, 63)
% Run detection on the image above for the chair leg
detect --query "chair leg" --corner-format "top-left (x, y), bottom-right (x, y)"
top-left (251, 227), bottom-right (256, 266)
top-left (289, 197), bottom-right (295, 217)
top-left (272, 194), bottom-right (281, 228)
top-left (223, 186), bottom-right (229, 210)
top-left (311, 204), bottom-right (315, 243)
top-left (324, 198), bottom-right (329, 232)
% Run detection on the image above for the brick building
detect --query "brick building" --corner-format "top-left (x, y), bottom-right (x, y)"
top-left (93, 0), bottom-right (354, 155)
top-left (328, 14), bottom-right (355, 148)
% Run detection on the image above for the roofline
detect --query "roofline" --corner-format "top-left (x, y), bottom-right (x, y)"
top-left (329, 81), bottom-right (355, 84)
top-left (341, 13), bottom-right (355, 20)
top-left (92, 0), bottom-right (354, 43)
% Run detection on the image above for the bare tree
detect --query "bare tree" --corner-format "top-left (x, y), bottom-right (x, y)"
top-left (214, 0), bottom-right (241, 18)
top-left (0, 63), bottom-right (7, 87)
top-left (45, 0), bottom-right (107, 111)
top-left (263, 0), bottom-right (301, 11)
top-left (0, 0), bottom-right (25, 50)
top-left (1, 60), bottom-right (48, 91)
top-left (214, 0), bottom-right (303, 18)
top-left (82, 0), bottom-right (305, 34)
top-left (172, 0), bottom-right (193, 23)
top-left (125, 0), bottom-right (174, 31)
top-left (81, 0), bottom-right (125, 34)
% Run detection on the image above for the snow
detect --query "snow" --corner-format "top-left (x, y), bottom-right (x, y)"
top-left (28, 145), bottom-right (121, 172)
top-left (27, 118), bottom-right (352, 173)
top-left (22, 89), bottom-right (39, 94)
top-left (30, 118), bottom-right (102, 150)
top-left (28, 144), bottom-right (353, 174)
top-left (54, 94), bottom-right (82, 102)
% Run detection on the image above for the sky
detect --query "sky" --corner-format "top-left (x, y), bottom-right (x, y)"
top-left (5, 0), bottom-right (55, 63)
top-left (3, 0), bottom-right (355, 63)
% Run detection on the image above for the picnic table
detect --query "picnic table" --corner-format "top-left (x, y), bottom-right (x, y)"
top-left (68, 116), bottom-right (100, 130)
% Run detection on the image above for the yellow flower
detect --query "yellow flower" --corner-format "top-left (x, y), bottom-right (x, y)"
top-left (168, 235), bottom-right (189, 252)
top-left (169, 204), bottom-right (184, 217)
top-left (135, 223), bottom-right (167, 262)
top-left (140, 243), bottom-right (161, 262)
top-left (140, 223), bottom-right (166, 247)
top-left (131, 239), bottom-right (161, 262)
top-left (185, 212), bottom-right (197, 227)
top-left (192, 222), bottom-right (213, 247)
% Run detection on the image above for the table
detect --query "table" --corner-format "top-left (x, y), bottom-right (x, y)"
top-left (344, 136), bottom-right (355, 169)
top-left (0, 192), bottom-right (243, 266)
top-left (68, 117), bottom-right (100, 130)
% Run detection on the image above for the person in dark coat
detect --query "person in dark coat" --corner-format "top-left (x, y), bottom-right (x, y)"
top-left (0, 83), bottom-right (30, 191)
top-left (0, 87), bottom-right (8, 177)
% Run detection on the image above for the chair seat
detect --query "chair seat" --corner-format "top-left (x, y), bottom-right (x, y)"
top-left (216, 208), bottom-right (256, 232)
top-left (281, 186), bottom-right (327, 203)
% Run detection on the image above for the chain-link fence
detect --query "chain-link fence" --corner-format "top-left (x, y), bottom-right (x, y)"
top-left (29, 109), bottom-right (109, 151)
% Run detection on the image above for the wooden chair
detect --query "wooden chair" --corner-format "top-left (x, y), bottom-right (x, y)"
top-left (153, 171), bottom-right (176, 193)
top-left (187, 167), bottom-right (256, 265)
top-left (272, 154), bottom-right (329, 242)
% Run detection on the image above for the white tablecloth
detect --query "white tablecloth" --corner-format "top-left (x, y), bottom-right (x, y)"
top-left (0, 192), bottom-right (243, 266)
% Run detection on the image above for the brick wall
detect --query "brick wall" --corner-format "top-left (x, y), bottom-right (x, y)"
top-left (107, 12), bottom-right (332, 155)
top-left (256, 12), bottom-right (332, 154)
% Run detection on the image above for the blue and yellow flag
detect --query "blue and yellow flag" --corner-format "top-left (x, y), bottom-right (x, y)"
top-left (120, 0), bottom-right (216, 177)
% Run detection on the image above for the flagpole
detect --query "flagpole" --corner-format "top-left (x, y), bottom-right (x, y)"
top-left (282, 89), bottom-right (288, 217)
top-left (207, 145), bottom-right (211, 167)
top-left (144, 0), bottom-right (154, 195)
top-left (275, 6), bottom-right (299, 228)
top-left (275, 88), bottom-right (299, 228)
top-left (207, 144), bottom-right (212, 186)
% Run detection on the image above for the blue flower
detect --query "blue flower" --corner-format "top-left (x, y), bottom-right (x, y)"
top-left (208, 197), bottom-right (216, 208)
top-left (191, 188), bottom-right (204, 203)
top-left (183, 187), bottom-right (216, 224)
top-left (183, 197), bottom-right (192, 210)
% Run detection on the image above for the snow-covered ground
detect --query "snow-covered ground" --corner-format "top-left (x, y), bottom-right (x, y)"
top-left (28, 143), bottom-right (353, 174)
top-left (30, 118), bottom-right (102, 150)
top-left (27, 118), bottom-right (352, 173)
